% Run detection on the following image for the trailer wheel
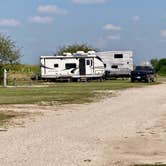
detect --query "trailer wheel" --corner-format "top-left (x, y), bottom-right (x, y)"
top-left (131, 78), bottom-right (135, 82)
top-left (99, 78), bottom-right (104, 82)
top-left (67, 78), bottom-right (72, 82)
top-left (77, 78), bottom-right (80, 82)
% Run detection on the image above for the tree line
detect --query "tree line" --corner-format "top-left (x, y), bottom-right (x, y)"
top-left (151, 59), bottom-right (166, 75)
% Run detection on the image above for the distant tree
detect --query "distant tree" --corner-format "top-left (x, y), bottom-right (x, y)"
top-left (151, 58), bottom-right (166, 75)
top-left (0, 33), bottom-right (22, 64)
top-left (151, 59), bottom-right (158, 70)
top-left (56, 43), bottom-right (99, 55)
top-left (157, 59), bottom-right (166, 75)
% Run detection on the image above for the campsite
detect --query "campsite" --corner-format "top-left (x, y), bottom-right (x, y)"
top-left (0, 41), bottom-right (166, 166)
top-left (0, 37), bottom-right (166, 166)
top-left (1, 1), bottom-right (166, 166)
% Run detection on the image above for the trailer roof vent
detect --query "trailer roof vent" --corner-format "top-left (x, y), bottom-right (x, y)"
top-left (63, 52), bottom-right (72, 56)
top-left (76, 51), bottom-right (85, 54)
top-left (88, 51), bottom-right (96, 55)
top-left (74, 51), bottom-right (87, 56)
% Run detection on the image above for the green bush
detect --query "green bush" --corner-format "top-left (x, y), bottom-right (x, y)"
top-left (0, 65), bottom-right (5, 83)
top-left (158, 65), bottom-right (166, 76)
top-left (0, 64), bottom-right (40, 74)
top-left (0, 64), bottom-right (40, 84)
top-left (151, 58), bottom-right (166, 76)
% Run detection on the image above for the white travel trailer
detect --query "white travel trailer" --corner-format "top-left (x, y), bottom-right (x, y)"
top-left (40, 51), bottom-right (105, 81)
top-left (97, 51), bottom-right (133, 78)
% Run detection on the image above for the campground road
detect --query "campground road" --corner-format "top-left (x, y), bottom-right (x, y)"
top-left (0, 83), bottom-right (166, 166)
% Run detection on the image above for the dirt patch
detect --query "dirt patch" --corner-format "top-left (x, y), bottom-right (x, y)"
top-left (0, 108), bottom-right (44, 130)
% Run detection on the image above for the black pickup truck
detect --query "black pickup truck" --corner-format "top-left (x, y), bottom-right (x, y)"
top-left (131, 66), bottom-right (156, 83)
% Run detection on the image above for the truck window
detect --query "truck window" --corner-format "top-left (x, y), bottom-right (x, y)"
top-left (65, 63), bottom-right (76, 69)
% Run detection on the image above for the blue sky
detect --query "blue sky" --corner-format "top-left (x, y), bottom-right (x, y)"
top-left (0, 0), bottom-right (166, 64)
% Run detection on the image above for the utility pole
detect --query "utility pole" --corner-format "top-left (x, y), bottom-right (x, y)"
top-left (3, 69), bottom-right (7, 87)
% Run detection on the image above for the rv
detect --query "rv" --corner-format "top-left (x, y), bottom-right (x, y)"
top-left (40, 51), bottom-right (105, 81)
top-left (97, 51), bottom-right (133, 78)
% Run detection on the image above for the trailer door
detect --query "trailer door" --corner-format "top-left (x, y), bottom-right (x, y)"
top-left (79, 58), bottom-right (86, 75)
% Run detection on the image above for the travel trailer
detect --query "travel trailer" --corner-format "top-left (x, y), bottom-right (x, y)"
top-left (96, 51), bottom-right (133, 78)
top-left (40, 51), bottom-right (105, 81)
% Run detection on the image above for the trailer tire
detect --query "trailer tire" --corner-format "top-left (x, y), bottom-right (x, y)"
top-left (131, 78), bottom-right (135, 82)
top-left (77, 78), bottom-right (80, 82)
top-left (67, 78), bottom-right (72, 82)
top-left (99, 78), bottom-right (104, 82)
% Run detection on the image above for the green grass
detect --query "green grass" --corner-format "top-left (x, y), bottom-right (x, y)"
top-left (0, 80), bottom-right (155, 105)
top-left (157, 75), bottom-right (166, 83)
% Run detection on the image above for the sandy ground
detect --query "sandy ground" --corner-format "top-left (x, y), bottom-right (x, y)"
top-left (0, 83), bottom-right (166, 166)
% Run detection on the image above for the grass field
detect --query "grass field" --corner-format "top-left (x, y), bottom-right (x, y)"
top-left (157, 75), bottom-right (166, 83)
top-left (0, 80), bottom-right (155, 105)
top-left (0, 80), bottom-right (157, 125)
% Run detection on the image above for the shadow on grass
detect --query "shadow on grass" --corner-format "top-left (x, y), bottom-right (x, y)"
top-left (0, 113), bottom-right (16, 126)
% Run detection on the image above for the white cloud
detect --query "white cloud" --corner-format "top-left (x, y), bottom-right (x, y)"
top-left (160, 30), bottom-right (166, 38)
top-left (103, 24), bottom-right (122, 31)
top-left (37, 5), bottom-right (67, 14)
top-left (29, 16), bottom-right (54, 24)
top-left (73, 0), bottom-right (108, 4)
top-left (132, 16), bottom-right (140, 22)
top-left (0, 19), bottom-right (21, 27)
top-left (107, 34), bottom-right (120, 40)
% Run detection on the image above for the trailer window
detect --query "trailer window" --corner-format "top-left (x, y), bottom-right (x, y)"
top-left (65, 63), bottom-right (76, 69)
top-left (54, 64), bottom-right (59, 68)
top-left (86, 60), bottom-right (90, 65)
top-left (114, 54), bottom-right (123, 59)
top-left (91, 60), bottom-right (93, 66)
top-left (87, 60), bottom-right (93, 66)
top-left (112, 65), bottom-right (118, 69)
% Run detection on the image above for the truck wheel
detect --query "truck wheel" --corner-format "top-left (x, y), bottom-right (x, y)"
top-left (152, 76), bottom-right (157, 82)
top-left (146, 77), bottom-right (151, 83)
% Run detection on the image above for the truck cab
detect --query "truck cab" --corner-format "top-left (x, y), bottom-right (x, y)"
top-left (131, 66), bottom-right (156, 83)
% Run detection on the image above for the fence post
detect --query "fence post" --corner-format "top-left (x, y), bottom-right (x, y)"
top-left (13, 78), bottom-right (17, 86)
top-left (3, 69), bottom-right (7, 87)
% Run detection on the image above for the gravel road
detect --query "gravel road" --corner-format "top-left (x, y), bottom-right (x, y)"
top-left (0, 83), bottom-right (166, 166)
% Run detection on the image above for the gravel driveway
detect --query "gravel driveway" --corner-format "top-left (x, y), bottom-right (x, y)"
top-left (0, 83), bottom-right (166, 166)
